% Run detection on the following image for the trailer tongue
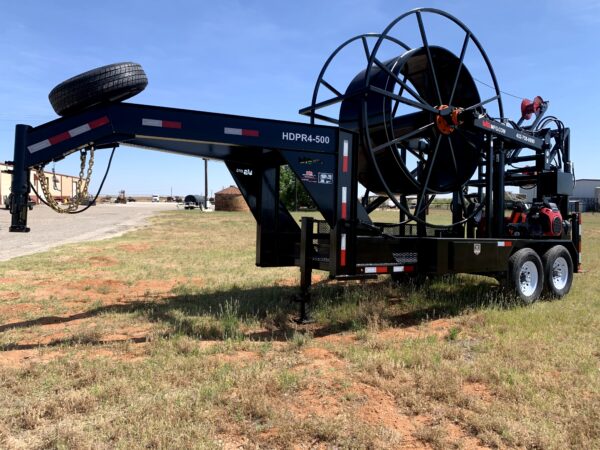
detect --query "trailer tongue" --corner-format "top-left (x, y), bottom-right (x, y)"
top-left (7, 8), bottom-right (580, 321)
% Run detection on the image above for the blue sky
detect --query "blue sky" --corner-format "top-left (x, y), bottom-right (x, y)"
top-left (1, 0), bottom-right (599, 197)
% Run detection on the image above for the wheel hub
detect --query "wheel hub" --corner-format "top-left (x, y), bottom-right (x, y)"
top-left (519, 261), bottom-right (539, 297)
top-left (551, 256), bottom-right (568, 290)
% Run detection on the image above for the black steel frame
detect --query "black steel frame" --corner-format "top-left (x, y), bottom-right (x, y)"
top-left (6, 100), bottom-right (581, 320)
top-left (5, 7), bottom-right (582, 319)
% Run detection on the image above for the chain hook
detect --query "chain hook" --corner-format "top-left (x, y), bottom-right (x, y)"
top-left (35, 145), bottom-right (95, 213)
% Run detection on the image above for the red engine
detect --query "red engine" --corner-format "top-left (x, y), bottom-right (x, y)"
top-left (527, 202), bottom-right (563, 238)
top-left (506, 201), bottom-right (564, 238)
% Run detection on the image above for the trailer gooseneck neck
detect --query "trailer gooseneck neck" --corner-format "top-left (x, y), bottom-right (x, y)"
top-left (7, 8), bottom-right (581, 319)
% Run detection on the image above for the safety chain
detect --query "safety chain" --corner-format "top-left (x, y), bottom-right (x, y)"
top-left (35, 147), bottom-right (95, 213)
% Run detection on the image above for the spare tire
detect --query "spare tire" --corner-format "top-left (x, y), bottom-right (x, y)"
top-left (49, 62), bottom-right (148, 116)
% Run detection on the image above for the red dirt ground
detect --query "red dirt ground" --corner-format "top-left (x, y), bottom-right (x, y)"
top-left (0, 275), bottom-right (492, 448)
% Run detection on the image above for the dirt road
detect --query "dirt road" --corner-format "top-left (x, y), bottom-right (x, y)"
top-left (0, 202), bottom-right (175, 261)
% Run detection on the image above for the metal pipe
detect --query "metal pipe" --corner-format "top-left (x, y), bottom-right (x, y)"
top-left (485, 136), bottom-right (493, 237)
top-left (203, 158), bottom-right (208, 209)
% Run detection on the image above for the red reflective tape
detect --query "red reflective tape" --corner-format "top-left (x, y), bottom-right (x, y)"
top-left (340, 250), bottom-right (346, 267)
top-left (48, 131), bottom-right (71, 145)
top-left (162, 120), bottom-right (182, 129)
top-left (376, 266), bottom-right (388, 274)
top-left (242, 129), bottom-right (259, 137)
top-left (89, 116), bottom-right (110, 129)
top-left (341, 203), bottom-right (347, 219)
top-left (342, 156), bottom-right (348, 173)
top-left (404, 265), bottom-right (415, 273)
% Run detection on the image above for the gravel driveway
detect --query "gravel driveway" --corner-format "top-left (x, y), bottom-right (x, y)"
top-left (0, 202), bottom-right (175, 261)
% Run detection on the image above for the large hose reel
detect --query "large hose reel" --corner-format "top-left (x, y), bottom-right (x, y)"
top-left (302, 8), bottom-right (504, 226)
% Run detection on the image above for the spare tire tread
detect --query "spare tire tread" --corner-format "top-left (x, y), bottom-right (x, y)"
top-left (49, 62), bottom-right (148, 116)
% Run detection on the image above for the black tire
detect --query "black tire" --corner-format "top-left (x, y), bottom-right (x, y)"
top-left (507, 248), bottom-right (544, 304)
top-left (49, 62), bottom-right (148, 116)
top-left (541, 245), bottom-right (573, 298)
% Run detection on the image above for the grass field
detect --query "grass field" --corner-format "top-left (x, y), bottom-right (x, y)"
top-left (0, 210), bottom-right (598, 449)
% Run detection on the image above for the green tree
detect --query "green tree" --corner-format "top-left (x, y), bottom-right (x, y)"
top-left (279, 165), bottom-right (314, 211)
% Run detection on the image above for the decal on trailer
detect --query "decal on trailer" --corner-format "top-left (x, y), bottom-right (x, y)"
top-left (28, 116), bottom-right (110, 153)
top-left (225, 127), bottom-right (259, 137)
top-left (301, 170), bottom-right (317, 183)
top-left (142, 118), bottom-right (182, 129)
top-left (235, 168), bottom-right (253, 176)
top-left (318, 172), bottom-right (333, 184)
top-left (282, 132), bottom-right (330, 144)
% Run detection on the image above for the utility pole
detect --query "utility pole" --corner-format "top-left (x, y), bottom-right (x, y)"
top-left (203, 158), bottom-right (208, 209)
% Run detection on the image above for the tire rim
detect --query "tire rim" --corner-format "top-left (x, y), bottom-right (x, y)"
top-left (551, 256), bottom-right (569, 290)
top-left (519, 261), bottom-right (538, 297)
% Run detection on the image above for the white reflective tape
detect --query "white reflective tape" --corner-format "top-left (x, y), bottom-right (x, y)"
top-left (365, 267), bottom-right (377, 274)
top-left (579, 225), bottom-right (582, 236)
top-left (224, 127), bottom-right (242, 135)
top-left (27, 140), bottom-right (51, 152)
top-left (341, 233), bottom-right (346, 250)
top-left (142, 118), bottom-right (162, 127)
top-left (393, 266), bottom-right (405, 272)
top-left (343, 139), bottom-right (349, 157)
top-left (341, 186), bottom-right (347, 203)
top-left (68, 123), bottom-right (91, 137)
top-left (497, 241), bottom-right (507, 247)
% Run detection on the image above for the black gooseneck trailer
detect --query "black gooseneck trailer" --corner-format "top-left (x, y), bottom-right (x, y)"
top-left (6, 9), bottom-right (581, 320)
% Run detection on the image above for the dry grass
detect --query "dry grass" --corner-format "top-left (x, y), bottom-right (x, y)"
top-left (0, 210), bottom-right (598, 449)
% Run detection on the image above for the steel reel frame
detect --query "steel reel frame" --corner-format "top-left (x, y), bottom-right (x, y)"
top-left (362, 8), bottom-right (504, 227)
top-left (303, 8), bottom-right (505, 229)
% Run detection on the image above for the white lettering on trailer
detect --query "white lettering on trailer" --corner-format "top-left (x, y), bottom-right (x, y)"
top-left (516, 133), bottom-right (535, 144)
top-left (282, 132), bottom-right (330, 144)
top-left (491, 124), bottom-right (506, 135)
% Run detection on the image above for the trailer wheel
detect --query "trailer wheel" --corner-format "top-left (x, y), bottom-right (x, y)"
top-left (48, 62), bottom-right (148, 116)
top-left (542, 245), bottom-right (573, 298)
top-left (507, 248), bottom-right (544, 304)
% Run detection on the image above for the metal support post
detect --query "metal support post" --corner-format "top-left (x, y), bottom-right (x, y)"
top-left (485, 136), bottom-right (494, 238)
top-left (203, 158), bottom-right (208, 209)
top-left (297, 216), bottom-right (314, 324)
top-left (451, 191), bottom-right (463, 236)
top-left (493, 142), bottom-right (505, 237)
top-left (9, 124), bottom-right (31, 232)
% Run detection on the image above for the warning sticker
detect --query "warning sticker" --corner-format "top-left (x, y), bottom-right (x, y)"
top-left (301, 170), bottom-right (317, 183)
top-left (318, 172), bottom-right (333, 184)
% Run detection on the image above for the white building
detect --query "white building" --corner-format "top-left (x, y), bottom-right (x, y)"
top-left (519, 178), bottom-right (600, 211)
top-left (0, 163), bottom-right (79, 207)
